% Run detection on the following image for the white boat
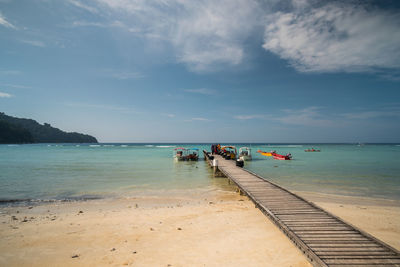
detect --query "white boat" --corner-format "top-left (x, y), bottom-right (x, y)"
top-left (239, 147), bottom-right (252, 161)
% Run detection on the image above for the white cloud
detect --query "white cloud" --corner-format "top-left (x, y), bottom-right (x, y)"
top-left (0, 12), bottom-right (16, 29)
top-left (89, 0), bottom-right (262, 72)
top-left (186, 117), bottom-right (211, 122)
top-left (100, 69), bottom-right (143, 80)
top-left (21, 40), bottom-right (46, 47)
top-left (3, 84), bottom-right (31, 89)
top-left (263, 2), bottom-right (400, 73)
top-left (234, 114), bottom-right (267, 120)
top-left (162, 113), bottom-right (175, 118)
top-left (68, 0), bottom-right (400, 74)
top-left (72, 21), bottom-right (106, 27)
top-left (274, 106), bottom-right (334, 126)
top-left (68, 0), bottom-right (98, 14)
top-left (110, 71), bottom-right (143, 80)
top-left (184, 88), bottom-right (216, 95)
top-left (0, 91), bottom-right (13, 98)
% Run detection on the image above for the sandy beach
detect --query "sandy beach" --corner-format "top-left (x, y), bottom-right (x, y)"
top-left (0, 190), bottom-right (399, 267)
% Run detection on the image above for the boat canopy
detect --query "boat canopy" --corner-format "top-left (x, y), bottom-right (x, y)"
top-left (174, 147), bottom-right (187, 150)
top-left (221, 146), bottom-right (236, 149)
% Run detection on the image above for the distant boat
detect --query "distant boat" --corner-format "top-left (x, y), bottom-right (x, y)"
top-left (304, 148), bottom-right (321, 152)
top-left (239, 147), bottom-right (252, 161)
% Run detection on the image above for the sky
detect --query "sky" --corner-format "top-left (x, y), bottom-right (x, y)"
top-left (1, 0), bottom-right (400, 143)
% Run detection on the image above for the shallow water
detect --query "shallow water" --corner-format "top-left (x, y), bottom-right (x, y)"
top-left (0, 143), bottom-right (399, 203)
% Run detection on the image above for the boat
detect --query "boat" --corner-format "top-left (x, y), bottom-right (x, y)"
top-left (304, 148), bottom-right (321, 152)
top-left (186, 148), bottom-right (199, 161)
top-left (257, 149), bottom-right (275, 157)
top-left (221, 146), bottom-right (237, 160)
top-left (272, 152), bottom-right (292, 160)
top-left (239, 147), bottom-right (252, 161)
top-left (173, 147), bottom-right (187, 161)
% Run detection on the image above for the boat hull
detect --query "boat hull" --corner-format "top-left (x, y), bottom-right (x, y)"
top-left (239, 155), bottom-right (252, 161)
top-left (273, 156), bottom-right (289, 160)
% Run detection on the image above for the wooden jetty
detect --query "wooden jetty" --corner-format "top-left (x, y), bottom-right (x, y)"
top-left (203, 151), bottom-right (400, 267)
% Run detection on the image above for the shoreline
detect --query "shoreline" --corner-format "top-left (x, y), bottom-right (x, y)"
top-left (2, 186), bottom-right (400, 208)
top-left (1, 188), bottom-right (399, 266)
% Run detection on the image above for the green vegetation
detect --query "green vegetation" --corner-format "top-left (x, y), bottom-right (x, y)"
top-left (0, 112), bottom-right (98, 144)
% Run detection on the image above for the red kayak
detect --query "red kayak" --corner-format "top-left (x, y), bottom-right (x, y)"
top-left (271, 152), bottom-right (292, 160)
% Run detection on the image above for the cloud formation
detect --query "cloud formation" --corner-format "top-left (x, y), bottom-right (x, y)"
top-left (263, 2), bottom-right (400, 73)
top-left (21, 40), bottom-right (46, 47)
top-left (68, 0), bottom-right (400, 75)
top-left (0, 12), bottom-right (16, 29)
top-left (184, 88), bottom-right (217, 95)
top-left (186, 117), bottom-right (211, 122)
top-left (0, 91), bottom-right (13, 98)
top-left (73, 0), bottom-right (261, 72)
top-left (234, 114), bottom-right (268, 120)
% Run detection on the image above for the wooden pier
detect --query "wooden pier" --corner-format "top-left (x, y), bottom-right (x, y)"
top-left (203, 151), bottom-right (400, 267)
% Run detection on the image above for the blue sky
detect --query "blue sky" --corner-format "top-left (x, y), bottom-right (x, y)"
top-left (1, 0), bottom-right (400, 143)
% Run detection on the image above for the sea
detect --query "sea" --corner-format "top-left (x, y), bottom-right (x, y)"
top-left (1, 143), bottom-right (399, 205)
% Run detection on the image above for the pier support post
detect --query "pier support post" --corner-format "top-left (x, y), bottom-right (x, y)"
top-left (212, 159), bottom-right (218, 176)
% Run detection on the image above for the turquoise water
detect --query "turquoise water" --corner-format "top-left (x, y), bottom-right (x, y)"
top-left (0, 144), bottom-right (399, 203)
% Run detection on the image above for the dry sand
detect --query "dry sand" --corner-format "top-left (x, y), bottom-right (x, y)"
top-left (0, 190), bottom-right (399, 267)
top-left (0, 191), bottom-right (311, 267)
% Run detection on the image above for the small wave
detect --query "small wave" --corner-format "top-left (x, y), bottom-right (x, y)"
top-left (266, 145), bottom-right (303, 148)
top-left (7, 144), bottom-right (19, 147)
top-left (145, 145), bottom-right (154, 147)
top-left (120, 145), bottom-right (128, 147)
top-left (89, 145), bottom-right (101, 147)
top-left (156, 145), bottom-right (175, 148)
top-left (103, 145), bottom-right (115, 147)
top-left (0, 195), bottom-right (104, 206)
top-left (75, 145), bottom-right (80, 147)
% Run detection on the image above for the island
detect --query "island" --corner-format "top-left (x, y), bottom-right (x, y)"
top-left (0, 112), bottom-right (98, 144)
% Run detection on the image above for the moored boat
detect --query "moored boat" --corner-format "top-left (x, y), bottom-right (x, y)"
top-left (304, 148), bottom-right (321, 152)
top-left (239, 147), bottom-right (252, 161)
top-left (186, 148), bottom-right (199, 161)
top-left (257, 149), bottom-right (275, 157)
top-left (272, 152), bottom-right (292, 160)
top-left (173, 147), bottom-right (187, 161)
top-left (221, 146), bottom-right (237, 160)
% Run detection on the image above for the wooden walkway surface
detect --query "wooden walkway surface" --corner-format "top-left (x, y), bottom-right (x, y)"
top-left (204, 151), bottom-right (400, 267)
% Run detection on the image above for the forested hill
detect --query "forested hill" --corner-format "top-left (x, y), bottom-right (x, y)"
top-left (0, 112), bottom-right (98, 144)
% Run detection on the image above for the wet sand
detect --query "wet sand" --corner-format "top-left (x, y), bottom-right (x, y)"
top-left (0, 191), bottom-right (399, 267)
